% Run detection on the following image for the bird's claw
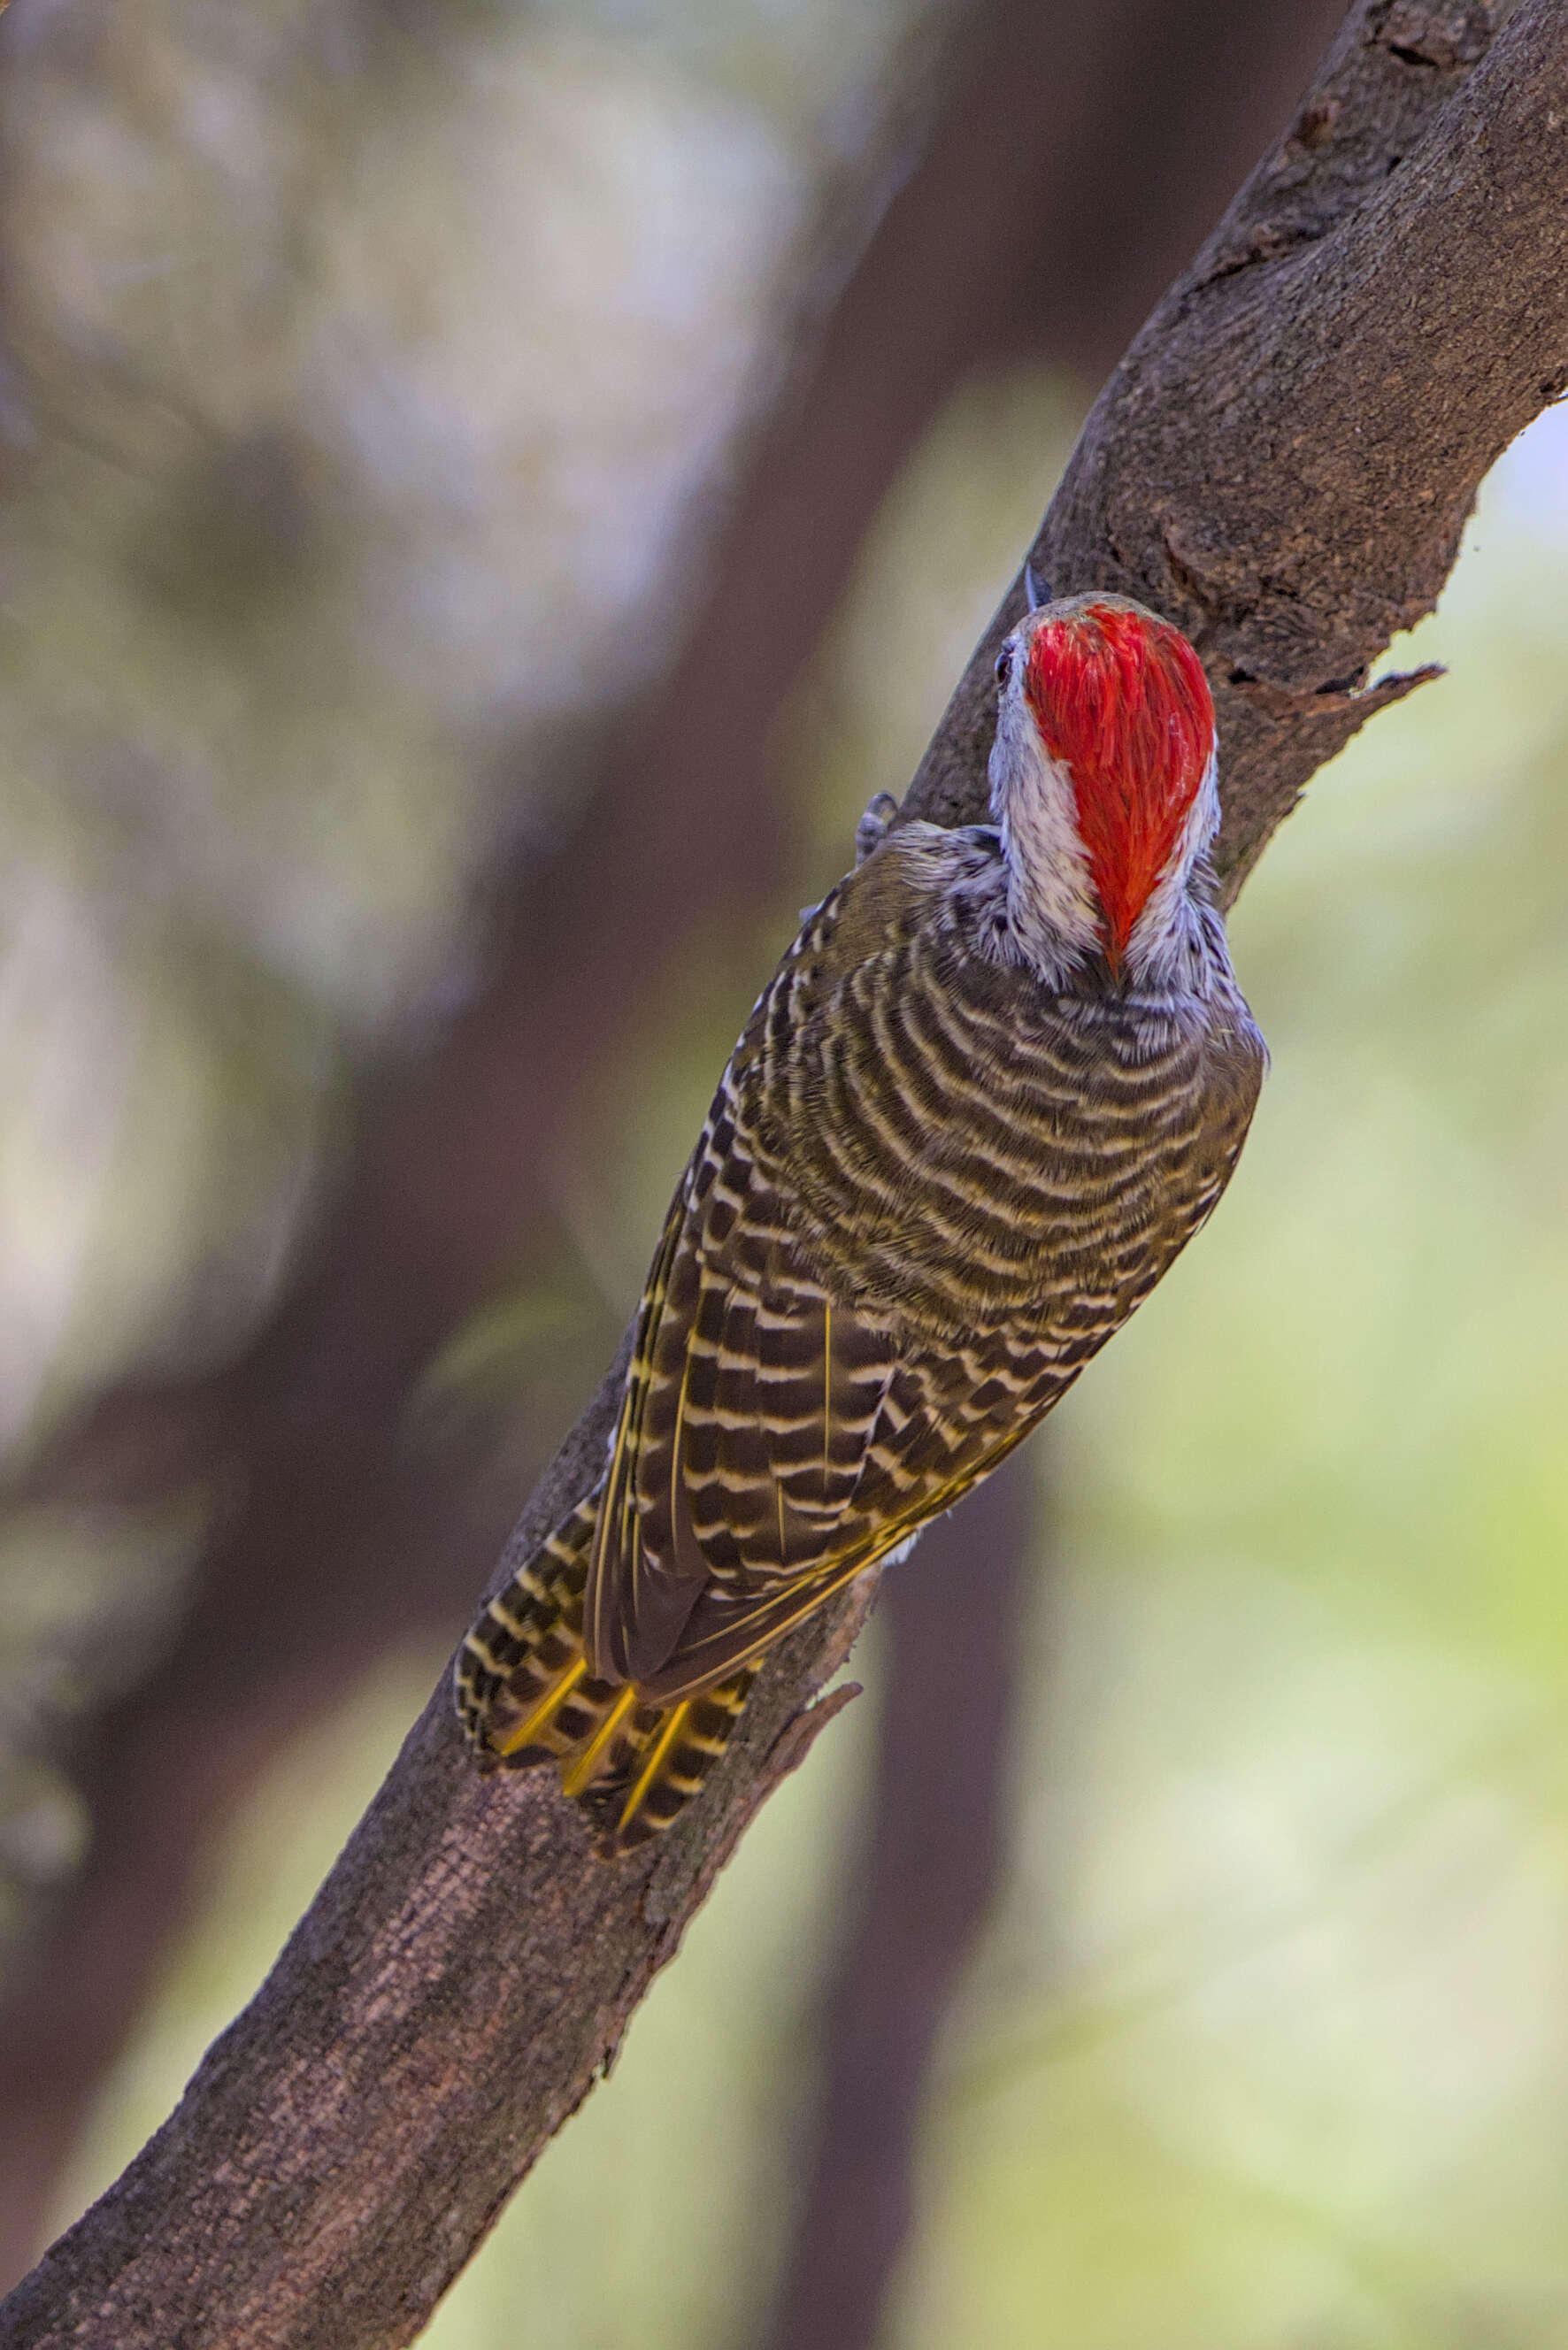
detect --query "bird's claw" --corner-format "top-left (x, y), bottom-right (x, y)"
top-left (856, 791), bottom-right (900, 865)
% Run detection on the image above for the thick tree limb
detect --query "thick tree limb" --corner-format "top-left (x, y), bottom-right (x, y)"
top-left (6, 2), bottom-right (1567, 2342)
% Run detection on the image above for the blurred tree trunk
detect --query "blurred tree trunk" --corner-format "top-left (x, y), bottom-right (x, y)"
top-left (761, 1455), bottom-right (1038, 2350)
top-left (0, 0), bottom-right (1343, 2288)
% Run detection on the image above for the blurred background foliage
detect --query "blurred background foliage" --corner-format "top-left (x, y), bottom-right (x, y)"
top-left (5, 0), bottom-right (1568, 2345)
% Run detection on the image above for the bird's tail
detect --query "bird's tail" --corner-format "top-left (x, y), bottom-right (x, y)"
top-left (455, 1494), bottom-right (755, 1858)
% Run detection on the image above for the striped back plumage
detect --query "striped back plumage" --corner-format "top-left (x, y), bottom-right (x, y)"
top-left (456, 816), bottom-right (1264, 1855)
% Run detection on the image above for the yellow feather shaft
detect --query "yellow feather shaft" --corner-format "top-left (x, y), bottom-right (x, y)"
top-left (560, 1682), bottom-right (640, 1798)
top-left (494, 1654), bottom-right (588, 1758)
top-left (619, 1701), bottom-right (692, 1830)
top-left (669, 1344), bottom-right (693, 1563)
top-left (821, 1296), bottom-right (833, 1494)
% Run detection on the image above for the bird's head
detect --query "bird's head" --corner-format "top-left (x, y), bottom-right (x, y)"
top-left (988, 590), bottom-right (1218, 983)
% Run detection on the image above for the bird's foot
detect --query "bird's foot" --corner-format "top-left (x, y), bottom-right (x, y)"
top-left (856, 791), bottom-right (900, 865)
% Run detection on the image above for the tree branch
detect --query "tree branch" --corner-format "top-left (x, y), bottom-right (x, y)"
top-left (6, 2), bottom-right (1566, 2341)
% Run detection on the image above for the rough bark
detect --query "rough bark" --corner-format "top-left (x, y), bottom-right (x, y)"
top-left (0, 0), bottom-right (1341, 2274)
top-left (6, 1), bottom-right (1567, 2342)
top-left (910, 0), bottom-right (1521, 893)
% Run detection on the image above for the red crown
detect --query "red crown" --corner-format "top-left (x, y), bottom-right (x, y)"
top-left (1025, 602), bottom-right (1214, 969)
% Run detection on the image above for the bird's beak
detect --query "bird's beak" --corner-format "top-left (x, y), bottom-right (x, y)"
top-left (1024, 559), bottom-right (1051, 611)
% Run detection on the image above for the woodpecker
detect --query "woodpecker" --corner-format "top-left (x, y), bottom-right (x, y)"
top-left (457, 588), bottom-right (1265, 1855)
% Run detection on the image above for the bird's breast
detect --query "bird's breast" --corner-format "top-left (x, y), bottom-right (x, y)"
top-left (767, 918), bottom-right (1260, 1340)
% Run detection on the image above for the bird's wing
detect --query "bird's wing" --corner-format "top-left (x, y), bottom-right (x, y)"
top-left (635, 1325), bottom-right (1057, 1701)
top-left (582, 1059), bottom-right (917, 1686)
top-left (582, 843), bottom-right (1077, 1692)
top-left (583, 1178), bottom-right (692, 1681)
top-left (583, 1105), bottom-right (1068, 1693)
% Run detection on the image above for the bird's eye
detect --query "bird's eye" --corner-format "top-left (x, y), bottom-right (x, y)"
top-left (995, 646), bottom-right (1014, 687)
